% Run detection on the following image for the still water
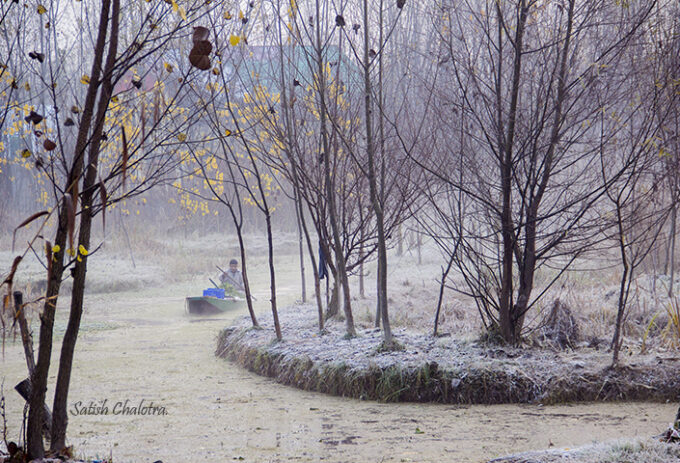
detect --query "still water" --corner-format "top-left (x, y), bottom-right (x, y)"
top-left (1, 284), bottom-right (674, 463)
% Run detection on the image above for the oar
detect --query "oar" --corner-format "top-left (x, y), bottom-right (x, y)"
top-left (215, 264), bottom-right (257, 301)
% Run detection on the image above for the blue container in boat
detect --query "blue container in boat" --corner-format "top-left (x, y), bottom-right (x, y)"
top-left (203, 287), bottom-right (225, 299)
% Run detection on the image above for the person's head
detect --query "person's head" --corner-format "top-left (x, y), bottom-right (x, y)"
top-left (229, 259), bottom-right (238, 271)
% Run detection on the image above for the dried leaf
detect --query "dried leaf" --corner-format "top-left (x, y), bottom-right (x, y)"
top-left (24, 111), bottom-right (43, 125)
top-left (64, 193), bottom-right (75, 252)
top-left (193, 26), bottom-right (210, 43)
top-left (335, 15), bottom-right (345, 27)
top-left (189, 53), bottom-right (211, 71)
top-left (192, 40), bottom-right (213, 55)
top-left (28, 51), bottom-right (45, 62)
top-left (132, 79), bottom-right (142, 89)
top-left (2, 256), bottom-right (22, 306)
top-left (64, 118), bottom-right (75, 127)
top-left (37, 4), bottom-right (47, 14)
top-left (43, 139), bottom-right (56, 151)
top-left (189, 39), bottom-right (212, 71)
top-left (12, 211), bottom-right (48, 251)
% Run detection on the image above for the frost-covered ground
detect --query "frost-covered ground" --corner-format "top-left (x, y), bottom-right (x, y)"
top-left (1, 230), bottom-right (680, 462)
top-left (490, 438), bottom-right (680, 463)
top-left (219, 304), bottom-right (680, 404)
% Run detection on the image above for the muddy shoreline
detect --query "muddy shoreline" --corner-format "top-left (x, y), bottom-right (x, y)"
top-left (216, 304), bottom-right (680, 405)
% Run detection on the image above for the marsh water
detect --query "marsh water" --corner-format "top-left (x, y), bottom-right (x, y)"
top-left (1, 281), bottom-right (675, 463)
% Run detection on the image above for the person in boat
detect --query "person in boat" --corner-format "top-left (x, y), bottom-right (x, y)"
top-left (220, 259), bottom-right (245, 296)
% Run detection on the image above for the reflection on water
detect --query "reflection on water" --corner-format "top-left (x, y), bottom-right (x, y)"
top-left (1, 284), bottom-right (674, 463)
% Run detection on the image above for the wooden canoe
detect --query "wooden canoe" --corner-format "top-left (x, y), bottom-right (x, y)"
top-left (185, 296), bottom-right (245, 315)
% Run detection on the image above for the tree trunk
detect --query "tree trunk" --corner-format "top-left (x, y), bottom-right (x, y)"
top-left (295, 189), bottom-right (307, 303)
top-left (265, 210), bottom-right (282, 340)
top-left (611, 204), bottom-right (632, 366)
top-left (669, 203), bottom-right (677, 297)
top-left (364, 0), bottom-right (391, 344)
top-left (326, 274), bottom-right (339, 320)
top-left (497, 0), bottom-right (529, 345)
top-left (27, 209), bottom-right (67, 459)
top-left (14, 291), bottom-right (35, 374)
top-left (297, 195), bottom-right (323, 330)
top-left (236, 222), bottom-right (258, 327)
top-left (51, 1), bottom-right (119, 448)
top-left (14, 379), bottom-right (51, 439)
top-left (315, 0), bottom-right (354, 337)
top-left (433, 255), bottom-right (455, 337)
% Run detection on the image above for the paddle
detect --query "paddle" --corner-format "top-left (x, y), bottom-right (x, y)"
top-left (215, 264), bottom-right (257, 301)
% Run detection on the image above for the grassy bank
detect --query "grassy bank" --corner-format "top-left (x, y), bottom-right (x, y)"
top-left (215, 306), bottom-right (680, 405)
top-left (489, 438), bottom-right (680, 463)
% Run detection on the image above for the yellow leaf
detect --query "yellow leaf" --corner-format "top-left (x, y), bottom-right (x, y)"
top-left (224, 129), bottom-right (232, 136)
top-left (21, 149), bottom-right (31, 158)
top-left (164, 62), bottom-right (173, 73)
top-left (224, 11), bottom-right (232, 19)
top-left (111, 95), bottom-right (119, 103)
top-left (238, 10), bottom-right (244, 19)
top-left (80, 74), bottom-right (90, 85)
top-left (178, 7), bottom-right (187, 21)
top-left (78, 244), bottom-right (89, 256)
top-left (229, 35), bottom-right (241, 46)
top-left (171, 0), bottom-right (178, 12)
top-left (178, 133), bottom-right (187, 142)
top-left (52, 244), bottom-right (61, 253)
top-left (37, 4), bottom-right (47, 14)
top-left (67, 248), bottom-right (76, 257)
top-left (24, 82), bottom-right (30, 91)
top-left (212, 67), bottom-right (220, 76)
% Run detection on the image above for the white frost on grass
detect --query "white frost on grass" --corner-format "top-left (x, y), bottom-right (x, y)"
top-left (223, 303), bottom-right (680, 403)
top-left (0, 250), bottom-right (162, 295)
top-left (489, 438), bottom-right (680, 463)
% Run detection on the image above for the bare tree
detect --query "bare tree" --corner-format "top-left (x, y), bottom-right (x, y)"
top-left (420, 0), bottom-right (660, 344)
top-left (2, 0), bottom-right (216, 455)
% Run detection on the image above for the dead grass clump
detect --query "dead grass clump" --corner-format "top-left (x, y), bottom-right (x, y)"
top-left (478, 322), bottom-right (506, 346)
top-left (536, 299), bottom-right (580, 349)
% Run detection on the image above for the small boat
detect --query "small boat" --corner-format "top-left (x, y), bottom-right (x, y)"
top-left (185, 295), bottom-right (246, 315)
